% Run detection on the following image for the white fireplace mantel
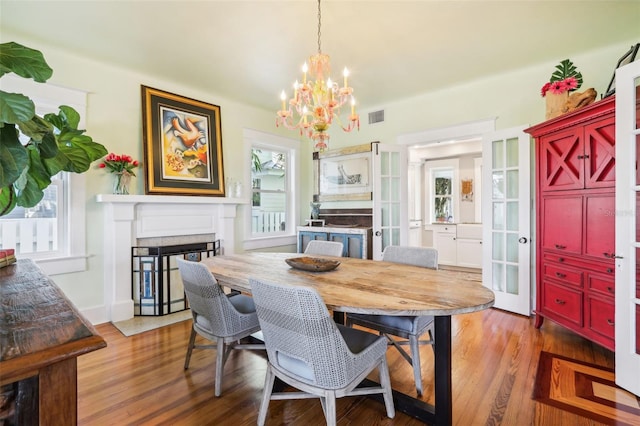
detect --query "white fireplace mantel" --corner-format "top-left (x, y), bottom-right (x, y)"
top-left (97, 194), bottom-right (247, 322)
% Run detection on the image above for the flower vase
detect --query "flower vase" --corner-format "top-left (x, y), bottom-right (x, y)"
top-left (113, 171), bottom-right (132, 195)
top-left (545, 92), bottom-right (569, 120)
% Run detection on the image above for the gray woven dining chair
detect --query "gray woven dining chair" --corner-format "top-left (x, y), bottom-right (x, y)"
top-left (176, 258), bottom-right (265, 397)
top-left (250, 278), bottom-right (395, 426)
top-left (346, 245), bottom-right (438, 397)
top-left (304, 240), bottom-right (344, 257)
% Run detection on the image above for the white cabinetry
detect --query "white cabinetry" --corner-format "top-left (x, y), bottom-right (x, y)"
top-left (456, 224), bottom-right (482, 268)
top-left (430, 224), bottom-right (457, 266)
top-left (426, 223), bottom-right (483, 269)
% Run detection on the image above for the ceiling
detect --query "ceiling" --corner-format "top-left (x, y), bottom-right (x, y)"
top-left (2, 1), bottom-right (639, 112)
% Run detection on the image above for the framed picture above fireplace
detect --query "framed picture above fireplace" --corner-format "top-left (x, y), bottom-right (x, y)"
top-left (141, 85), bottom-right (225, 196)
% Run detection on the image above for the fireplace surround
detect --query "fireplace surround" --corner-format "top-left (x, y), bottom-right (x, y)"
top-left (97, 194), bottom-right (246, 322)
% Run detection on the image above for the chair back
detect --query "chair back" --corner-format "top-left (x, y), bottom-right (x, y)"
top-left (250, 278), bottom-right (357, 389)
top-left (382, 246), bottom-right (438, 270)
top-left (177, 258), bottom-right (246, 337)
top-left (304, 240), bottom-right (344, 257)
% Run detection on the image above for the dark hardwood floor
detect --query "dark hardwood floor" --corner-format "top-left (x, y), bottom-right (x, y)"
top-left (78, 308), bottom-right (615, 425)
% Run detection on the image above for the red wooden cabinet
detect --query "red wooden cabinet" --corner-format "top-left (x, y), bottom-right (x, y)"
top-left (526, 95), bottom-right (616, 351)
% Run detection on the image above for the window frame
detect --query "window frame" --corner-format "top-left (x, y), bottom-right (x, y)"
top-left (425, 158), bottom-right (460, 224)
top-left (242, 129), bottom-right (299, 251)
top-left (0, 75), bottom-right (89, 275)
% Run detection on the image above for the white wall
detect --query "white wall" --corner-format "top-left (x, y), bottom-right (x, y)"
top-left (2, 27), bottom-right (635, 320)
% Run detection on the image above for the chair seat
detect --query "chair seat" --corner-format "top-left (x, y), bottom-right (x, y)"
top-left (348, 313), bottom-right (434, 338)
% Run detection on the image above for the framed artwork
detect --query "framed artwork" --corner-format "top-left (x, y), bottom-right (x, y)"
top-left (461, 179), bottom-right (473, 202)
top-left (141, 85), bottom-right (225, 196)
top-left (313, 143), bottom-right (372, 202)
top-left (604, 43), bottom-right (639, 98)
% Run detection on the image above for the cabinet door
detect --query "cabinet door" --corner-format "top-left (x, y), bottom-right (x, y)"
top-left (541, 195), bottom-right (582, 255)
top-left (456, 239), bottom-right (482, 268)
top-left (328, 233), bottom-right (365, 258)
top-left (435, 231), bottom-right (457, 265)
top-left (539, 128), bottom-right (583, 191)
top-left (584, 116), bottom-right (616, 189)
top-left (299, 231), bottom-right (328, 253)
top-left (584, 193), bottom-right (615, 261)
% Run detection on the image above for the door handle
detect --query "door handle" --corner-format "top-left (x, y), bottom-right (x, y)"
top-left (375, 231), bottom-right (382, 237)
top-left (518, 237), bottom-right (528, 244)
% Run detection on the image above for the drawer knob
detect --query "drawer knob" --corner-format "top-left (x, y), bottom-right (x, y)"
top-left (555, 272), bottom-right (566, 278)
top-left (607, 286), bottom-right (614, 294)
top-left (607, 319), bottom-right (615, 326)
top-left (558, 257), bottom-right (565, 263)
top-left (554, 298), bottom-right (566, 305)
top-left (555, 244), bottom-right (566, 250)
top-left (606, 268), bottom-right (613, 274)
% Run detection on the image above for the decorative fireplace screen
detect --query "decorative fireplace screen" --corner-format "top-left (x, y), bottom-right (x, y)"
top-left (131, 240), bottom-right (221, 316)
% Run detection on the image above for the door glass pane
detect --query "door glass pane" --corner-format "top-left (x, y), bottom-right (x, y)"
top-left (381, 177), bottom-right (390, 201)
top-left (492, 232), bottom-right (504, 260)
top-left (492, 262), bottom-right (504, 291)
top-left (493, 202), bottom-right (504, 230)
top-left (382, 229), bottom-right (390, 249)
top-left (391, 177), bottom-right (400, 201)
top-left (506, 233), bottom-right (518, 262)
top-left (392, 203), bottom-right (400, 226)
top-left (492, 172), bottom-right (504, 199)
top-left (506, 170), bottom-right (518, 198)
top-left (390, 152), bottom-right (399, 175)
top-left (382, 202), bottom-right (390, 226)
top-left (492, 140), bottom-right (504, 168)
top-left (391, 228), bottom-right (400, 246)
top-left (506, 264), bottom-right (519, 295)
top-left (506, 201), bottom-right (518, 231)
top-left (506, 137), bottom-right (518, 167)
top-left (381, 152), bottom-right (389, 175)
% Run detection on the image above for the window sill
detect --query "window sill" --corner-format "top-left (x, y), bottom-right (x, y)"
top-left (34, 255), bottom-right (88, 276)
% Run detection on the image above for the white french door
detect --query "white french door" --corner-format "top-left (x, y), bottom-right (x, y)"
top-left (481, 127), bottom-right (532, 316)
top-left (372, 142), bottom-right (408, 260)
top-left (615, 59), bottom-right (640, 396)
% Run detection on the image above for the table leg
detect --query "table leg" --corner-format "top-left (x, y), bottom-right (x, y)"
top-left (433, 315), bottom-right (452, 425)
top-left (359, 316), bottom-right (453, 425)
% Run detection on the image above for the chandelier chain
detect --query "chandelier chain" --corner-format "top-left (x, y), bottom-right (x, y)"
top-left (317, 0), bottom-right (322, 54)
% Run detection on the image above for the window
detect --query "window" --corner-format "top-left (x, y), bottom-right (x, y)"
top-left (243, 129), bottom-right (299, 250)
top-left (425, 159), bottom-right (459, 224)
top-left (251, 147), bottom-right (287, 234)
top-left (0, 75), bottom-right (88, 274)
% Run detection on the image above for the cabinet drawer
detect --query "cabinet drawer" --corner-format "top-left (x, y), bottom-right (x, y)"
top-left (542, 252), bottom-right (614, 273)
top-left (588, 296), bottom-right (615, 339)
top-left (542, 281), bottom-right (583, 326)
top-left (588, 272), bottom-right (615, 297)
top-left (543, 262), bottom-right (583, 287)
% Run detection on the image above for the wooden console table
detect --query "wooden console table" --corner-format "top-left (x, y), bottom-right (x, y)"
top-left (0, 259), bottom-right (106, 425)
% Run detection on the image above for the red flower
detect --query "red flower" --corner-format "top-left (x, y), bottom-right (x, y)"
top-left (540, 82), bottom-right (551, 97)
top-left (548, 80), bottom-right (567, 95)
top-left (99, 152), bottom-right (141, 176)
top-left (563, 77), bottom-right (578, 91)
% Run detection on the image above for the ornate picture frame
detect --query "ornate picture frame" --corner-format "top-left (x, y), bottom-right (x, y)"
top-left (313, 143), bottom-right (372, 202)
top-left (141, 85), bottom-right (225, 196)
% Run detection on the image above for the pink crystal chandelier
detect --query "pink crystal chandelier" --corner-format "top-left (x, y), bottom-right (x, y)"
top-left (276, 0), bottom-right (359, 152)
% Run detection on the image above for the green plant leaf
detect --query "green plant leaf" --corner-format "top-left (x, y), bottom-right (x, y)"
top-left (0, 185), bottom-right (17, 216)
top-left (15, 166), bottom-right (45, 208)
top-left (0, 90), bottom-right (35, 124)
top-left (0, 124), bottom-right (29, 188)
top-left (0, 42), bottom-right (53, 82)
top-left (59, 105), bottom-right (80, 129)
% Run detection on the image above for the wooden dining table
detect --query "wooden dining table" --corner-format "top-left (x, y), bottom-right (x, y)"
top-left (200, 252), bottom-right (495, 425)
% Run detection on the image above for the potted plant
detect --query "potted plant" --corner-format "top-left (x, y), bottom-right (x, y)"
top-left (0, 42), bottom-right (107, 216)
